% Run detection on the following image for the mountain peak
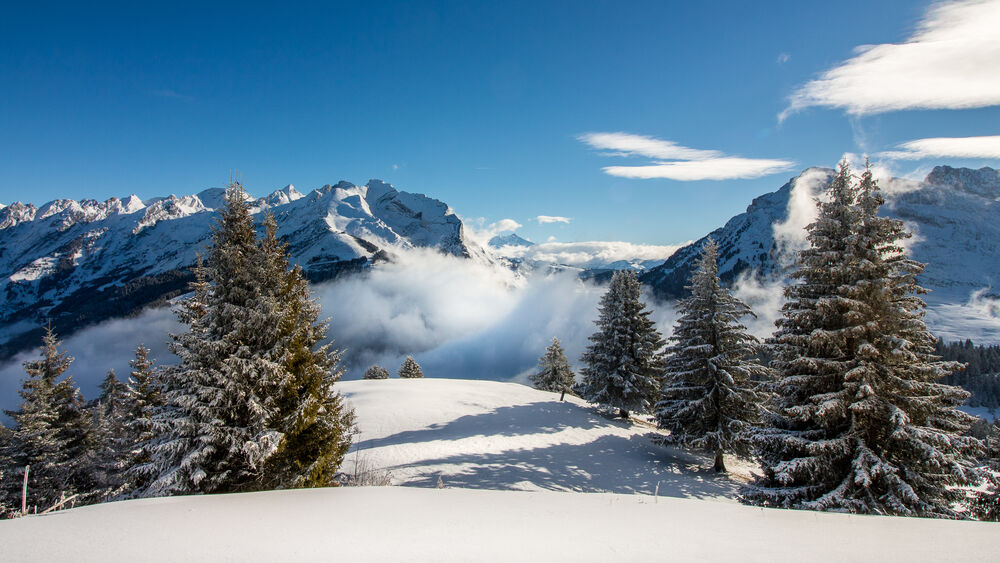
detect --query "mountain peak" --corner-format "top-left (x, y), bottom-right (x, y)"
top-left (926, 166), bottom-right (1000, 198)
top-left (489, 233), bottom-right (535, 248)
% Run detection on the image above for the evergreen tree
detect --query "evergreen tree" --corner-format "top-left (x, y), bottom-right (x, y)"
top-left (743, 161), bottom-right (982, 517)
top-left (399, 357), bottom-right (424, 379)
top-left (971, 422), bottom-right (1000, 521)
top-left (257, 213), bottom-right (355, 489)
top-left (89, 370), bottom-right (133, 501)
top-left (0, 422), bottom-right (12, 517)
top-left (123, 344), bottom-right (162, 494)
top-left (656, 239), bottom-right (771, 472)
top-left (142, 185), bottom-right (286, 495)
top-left (2, 327), bottom-right (94, 511)
top-left (578, 270), bottom-right (665, 419)
top-left (141, 185), bottom-right (353, 496)
top-left (530, 338), bottom-right (576, 394)
top-left (363, 365), bottom-right (391, 380)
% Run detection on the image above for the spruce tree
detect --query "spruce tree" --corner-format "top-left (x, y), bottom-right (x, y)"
top-left (257, 213), bottom-right (355, 489)
top-left (363, 365), bottom-right (391, 380)
top-left (743, 161), bottom-right (982, 517)
top-left (143, 185), bottom-right (286, 495)
top-left (141, 185), bottom-right (353, 496)
top-left (2, 327), bottom-right (94, 510)
top-left (399, 357), bottom-right (424, 379)
top-left (89, 370), bottom-right (133, 501)
top-left (656, 239), bottom-right (770, 472)
top-left (530, 338), bottom-right (576, 394)
top-left (123, 344), bottom-right (163, 494)
top-left (578, 270), bottom-right (665, 419)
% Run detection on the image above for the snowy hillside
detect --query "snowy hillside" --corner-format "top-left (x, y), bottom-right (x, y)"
top-left (0, 180), bottom-right (483, 359)
top-left (642, 166), bottom-right (1000, 342)
top-left (1, 378), bottom-right (995, 562)
top-left (339, 379), bottom-right (746, 496)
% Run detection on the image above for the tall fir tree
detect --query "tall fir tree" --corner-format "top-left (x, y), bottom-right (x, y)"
top-left (89, 370), bottom-right (133, 501)
top-left (257, 213), bottom-right (355, 489)
top-left (399, 357), bottom-right (424, 379)
top-left (141, 184), bottom-right (353, 496)
top-left (530, 338), bottom-right (576, 394)
top-left (0, 422), bottom-right (12, 517)
top-left (142, 185), bottom-right (286, 495)
top-left (655, 239), bottom-right (771, 472)
top-left (743, 161), bottom-right (982, 517)
top-left (578, 270), bottom-right (665, 419)
top-left (2, 327), bottom-right (95, 510)
top-left (123, 344), bottom-right (163, 494)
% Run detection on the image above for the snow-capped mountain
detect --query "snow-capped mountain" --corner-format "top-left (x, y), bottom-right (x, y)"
top-left (641, 166), bottom-right (1000, 342)
top-left (0, 180), bottom-right (483, 359)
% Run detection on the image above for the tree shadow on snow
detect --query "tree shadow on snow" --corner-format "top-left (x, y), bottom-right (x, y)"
top-left (358, 401), bottom-right (740, 500)
top-left (355, 401), bottom-right (612, 450)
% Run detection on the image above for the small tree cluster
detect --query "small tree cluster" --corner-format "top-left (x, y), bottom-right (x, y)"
top-left (399, 357), bottom-right (423, 379)
top-left (363, 365), bottom-right (390, 380)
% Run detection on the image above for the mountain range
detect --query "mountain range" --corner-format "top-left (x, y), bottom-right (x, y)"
top-left (2, 165), bottom-right (999, 360)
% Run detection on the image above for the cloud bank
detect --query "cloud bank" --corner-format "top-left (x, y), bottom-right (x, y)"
top-left (880, 135), bottom-right (1000, 160)
top-left (494, 240), bottom-right (686, 269)
top-left (782, 0), bottom-right (1000, 119)
top-left (579, 132), bottom-right (794, 181)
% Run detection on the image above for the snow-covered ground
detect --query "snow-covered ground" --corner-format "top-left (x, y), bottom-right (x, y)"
top-left (1, 378), bottom-right (995, 561)
top-left (340, 378), bottom-right (750, 498)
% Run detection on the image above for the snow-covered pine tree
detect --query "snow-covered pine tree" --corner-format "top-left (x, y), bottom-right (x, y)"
top-left (399, 357), bottom-right (424, 379)
top-left (1, 327), bottom-right (95, 510)
top-left (142, 184), bottom-right (285, 496)
top-left (89, 370), bottom-right (133, 501)
top-left (530, 338), bottom-right (576, 394)
top-left (123, 344), bottom-right (163, 494)
top-left (578, 270), bottom-right (665, 419)
top-left (742, 160), bottom-right (982, 517)
top-left (971, 423), bottom-right (1000, 521)
top-left (0, 423), bottom-right (12, 517)
top-left (655, 239), bottom-right (771, 472)
top-left (257, 213), bottom-right (355, 489)
top-left (363, 365), bottom-right (391, 379)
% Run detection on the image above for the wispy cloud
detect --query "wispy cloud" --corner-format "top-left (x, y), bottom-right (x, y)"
top-left (579, 131), bottom-right (794, 181)
top-left (782, 0), bottom-right (1000, 119)
top-left (879, 135), bottom-right (1000, 160)
top-left (536, 215), bottom-right (571, 224)
top-left (602, 157), bottom-right (796, 181)
top-left (776, 52), bottom-right (791, 65)
top-left (151, 89), bottom-right (195, 102)
top-left (495, 240), bottom-right (685, 269)
top-left (578, 132), bottom-right (720, 160)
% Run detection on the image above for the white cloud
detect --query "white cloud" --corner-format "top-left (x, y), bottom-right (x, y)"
top-left (580, 132), bottom-right (794, 181)
top-left (602, 157), bottom-right (796, 181)
top-left (536, 215), bottom-right (571, 224)
top-left (578, 132), bottom-right (721, 160)
top-left (777, 52), bottom-right (791, 65)
top-left (460, 216), bottom-right (523, 247)
top-left (782, 0), bottom-right (1000, 119)
top-left (879, 135), bottom-right (1000, 160)
top-left (495, 240), bottom-right (685, 269)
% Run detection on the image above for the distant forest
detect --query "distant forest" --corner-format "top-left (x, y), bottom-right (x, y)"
top-left (937, 340), bottom-right (1000, 410)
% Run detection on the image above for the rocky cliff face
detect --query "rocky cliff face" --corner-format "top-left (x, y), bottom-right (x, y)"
top-left (0, 179), bottom-right (482, 359)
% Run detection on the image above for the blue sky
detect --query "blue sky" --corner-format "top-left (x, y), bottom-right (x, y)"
top-left (2, 0), bottom-right (999, 245)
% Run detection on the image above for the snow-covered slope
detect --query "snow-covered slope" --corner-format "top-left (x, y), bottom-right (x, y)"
top-left (340, 379), bottom-right (745, 496)
top-left (642, 166), bottom-right (1000, 342)
top-left (0, 180), bottom-right (482, 359)
top-left (1, 378), bottom-right (995, 562)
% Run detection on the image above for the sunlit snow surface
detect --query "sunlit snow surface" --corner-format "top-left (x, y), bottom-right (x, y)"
top-left (1, 379), bottom-right (995, 562)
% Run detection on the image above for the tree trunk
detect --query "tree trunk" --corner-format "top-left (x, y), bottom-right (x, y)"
top-left (560, 388), bottom-right (566, 402)
top-left (619, 408), bottom-right (629, 420)
top-left (714, 449), bottom-right (726, 473)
